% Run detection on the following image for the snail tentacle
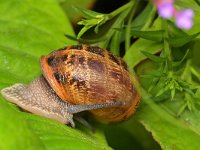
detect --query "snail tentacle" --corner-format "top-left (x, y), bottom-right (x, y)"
top-left (67, 101), bottom-right (127, 114)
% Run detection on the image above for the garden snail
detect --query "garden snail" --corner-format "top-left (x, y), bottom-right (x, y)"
top-left (1, 45), bottom-right (140, 127)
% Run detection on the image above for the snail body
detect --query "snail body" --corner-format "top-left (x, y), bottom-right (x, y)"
top-left (1, 45), bottom-right (140, 127)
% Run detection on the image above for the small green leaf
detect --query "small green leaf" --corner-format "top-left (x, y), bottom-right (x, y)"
top-left (155, 86), bottom-right (167, 97)
top-left (191, 67), bottom-right (200, 81)
top-left (77, 14), bottom-right (108, 38)
top-left (173, 49), bottom-right (190, 67)
top-left (131, 2), bottom-right (156, 30)
top-left (170, 89), bottom-right (176, 100)
top-left (177, 103), bottom-right (187, 117)
top-left (169, 32), bottom-right (200, 47)
top-left (65, 34), bottom-right (107, 44)
top-left (74, 6), bottom-right (103, 19)
top-left (77, 23), bottom-right (96, 38)
top-left (141, 50), bottom-right (166, 63)
top-left (100, 7), bottom-right (131, 49)
top-left (110, 25), bottom-right (123, 55)
top-left (59, 0), bottom-right (96, 22)
top-left (124, 39), bottom-right (163, 68)
top-left (132, 30), bottom-right (165, 42)
top-left (167, 20), bottom-right (188, 37)
top-left (140, 70), bottom-right (163, 78)
top-left (148, 82), bottom-right (157, 92)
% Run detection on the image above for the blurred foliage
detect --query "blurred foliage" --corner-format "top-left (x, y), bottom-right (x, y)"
top-left (0, 0), bottom-right (200, 150)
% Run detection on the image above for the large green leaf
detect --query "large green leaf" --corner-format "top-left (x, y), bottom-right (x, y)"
top-left (100, 118), bottom-right (161, 150)
top-left (138, 89), bottom-right (200, 150)
top-left (0, 0), bottom-right (111, 149)
top-left (23, 113), bottom-right (111, 150)
top-left (0, 98), bottom-right (45, 150)
top-left (0, 0), bottom-right (75, 86)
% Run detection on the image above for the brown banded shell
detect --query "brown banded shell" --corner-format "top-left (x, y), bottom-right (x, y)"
top-left (40, 44), bottom-right (140, 123)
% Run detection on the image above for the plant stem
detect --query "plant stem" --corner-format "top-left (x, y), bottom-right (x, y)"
top-left (125, 1), bottom-right (138, 51)
top-left (181, 59), bottom-right (192, 82)
top-left (108, 1), bottom-right (133, 19)
top-left (162, 19), bottom-right (173, 71)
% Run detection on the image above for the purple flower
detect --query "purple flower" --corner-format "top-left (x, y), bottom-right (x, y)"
top-left (153, 0), bottom-right (194, 29)
top-left (175, 9), bottom-right (194, 30)
top-left (158, 3), bottom-right (174, 18)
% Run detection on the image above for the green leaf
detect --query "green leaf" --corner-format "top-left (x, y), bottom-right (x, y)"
top-left (170, 88), bottom-right (176, 100)
top-left (166, 20), bottom-right (188, 37)
top-left (191, 66), bottom-right (200, 81)
top-left (77, 14), bottom-right (108, 38)
top-left (155, 85), bottom-right (167, 97)
top-left (141, 50), bottom-right (166, 63)
top-left (74, 6), bottom-right (103, 19)
top-left (59, 0), bottom-right (96, 22)
top-left (110, 25), bottom-right (123, 55)
top-left (0, 0), bottom-right (76, 85)
top-left (138, 89), bottom-right (200, 150)
top-left (177, 103), bottom-right (187, 117)
top-left (65, 34), bottom-right (107, 44)
top-left (77, 23), bottom-right (96, 38)
top-left (0, 98), bottom-right (111, 150)
top-left (140, 70), bottom-right (163, 78)
top-left (0, 0), bottom-right (111, 149)
top-left (169, 32), bottom-right (200, 47)
top-left (107, 8), bottom-right (131, 53)
top-left (23, 114), bottom-right (112, 150)
top-left (0, 98), bottom-right (45, 150)
top-left (131, 2), bottom-right (156, 30)
top-left (98, 7), bottom-right (131, 50)
top-left (123, 39), bottom-right (163, 68)
top-left (172, 49), bottom-right (190, 67)
top-left (101, 119), bottom-right (161, 150)
top-left (132, 30), bottom-right (165, 42)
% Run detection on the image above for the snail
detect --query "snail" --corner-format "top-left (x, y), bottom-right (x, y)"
top-left (1, 45), bottom-right (140, 127)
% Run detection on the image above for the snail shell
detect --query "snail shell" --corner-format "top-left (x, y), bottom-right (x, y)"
top-left (40, 45), bottom-right (140, 122)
